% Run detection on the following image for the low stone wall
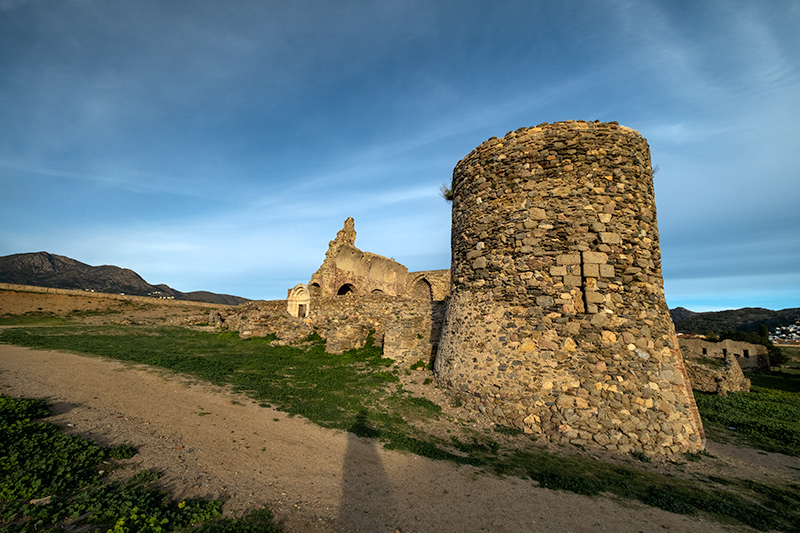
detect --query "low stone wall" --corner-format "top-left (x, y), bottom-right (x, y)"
top-left (679, 338), bottom-right (769, 371)
top-left (215, 294), bottom-right (446, 366)
top-left (684, 354), bottom-right (751, 395)
top-left (0, 283), bottom-right (228, 310)
top-left (213, 300), bottom-right (306, 340)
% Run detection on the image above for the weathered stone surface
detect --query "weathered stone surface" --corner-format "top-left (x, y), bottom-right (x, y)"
top-left (306, 217), bottom-right (449, 301)
top-left (684, 353), bottom-right (751, 395)
top-left (679, 337), bottom-right (770, 372)
top-left (434, 120), bottom-right (704, 456)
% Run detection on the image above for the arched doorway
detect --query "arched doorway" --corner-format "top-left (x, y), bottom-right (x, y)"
top-left (287, 284), bottom-right (310, 317)
top-left (410, 278), bottom-right (432, 300)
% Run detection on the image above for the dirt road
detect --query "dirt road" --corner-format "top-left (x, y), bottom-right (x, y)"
top-left (0, 342), bottom-right (741, 532)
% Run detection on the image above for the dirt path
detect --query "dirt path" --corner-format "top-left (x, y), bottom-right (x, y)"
top-left (0, 343), bottom-right (744, 533)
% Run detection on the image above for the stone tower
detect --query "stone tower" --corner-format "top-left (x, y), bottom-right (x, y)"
top-left (435, 121), bottom-right (704, 455)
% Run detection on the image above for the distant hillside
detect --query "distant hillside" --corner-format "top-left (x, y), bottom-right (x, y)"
top-left (0, 252), bottom-right (250, 306)
top-left (670, 306), bottom-right (800, 334)
top-left (152, 285), bottom-right (250, 306)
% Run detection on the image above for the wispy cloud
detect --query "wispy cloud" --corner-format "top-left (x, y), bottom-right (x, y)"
top-left (1, 1), bottom-right (798, 308)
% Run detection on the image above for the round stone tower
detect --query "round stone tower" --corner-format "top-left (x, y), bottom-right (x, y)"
top-left (435, 120), bottom-right (703, 455)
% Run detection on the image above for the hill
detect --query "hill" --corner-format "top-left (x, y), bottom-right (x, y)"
top-left (0, 252), bottom-right (250, 306)
top-left (670, 306), bottom-right (800, 334)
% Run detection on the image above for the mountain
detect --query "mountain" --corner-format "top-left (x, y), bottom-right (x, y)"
top-left (152, 285), bottom-right (250, 306)
top-left (670, 306), bottom-right (800, 334)
top-left (669, 307), bottom-right (696, 323)
top-left (0, 252), bottom-right (250, 305)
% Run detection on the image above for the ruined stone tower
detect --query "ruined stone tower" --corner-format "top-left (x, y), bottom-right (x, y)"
top-left (435, 121), bottom-right (704, 455)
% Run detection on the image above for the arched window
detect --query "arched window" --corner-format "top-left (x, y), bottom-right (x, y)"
top-left (309, 282), bottom-right (321, 298)
top-left (336, 283), bottom-right (356, 296)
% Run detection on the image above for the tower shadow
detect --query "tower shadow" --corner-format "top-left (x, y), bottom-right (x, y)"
top-left (338, 410), bottom-right (396, 532)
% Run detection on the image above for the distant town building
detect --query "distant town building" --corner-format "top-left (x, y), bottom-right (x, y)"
top-left (771, 323), bottom-right (800, 342)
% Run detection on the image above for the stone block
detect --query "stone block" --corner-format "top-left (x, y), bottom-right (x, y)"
top-left (529, 207), bottom-right (547, 219)
top-left (586, 291), bottom-right (605, 304)
top-left (550, 265), bottom-right (567, 276)
top-left (582, 251), bottom-right (608, 264)
top-left (600, 232), bottom-right (622, 244)
top-left (557, 253), bottom-right (581, 265)
top-left (599, 264), bottom-right (615, 278)
top-left (583, 263), bottom-right (599, 277)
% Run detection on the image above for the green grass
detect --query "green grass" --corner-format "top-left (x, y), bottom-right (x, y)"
top-left (3, 325), bottom-right (800, 531)
top-left (0, 314), bottom-right (73, 326)
top-left (780, 345), bottom-right (800, 372)
top-left (0, 395), bottom-right (281, 532)
top-left (0, 326), bottom-right (437, 445)
top-left (694, 371), bottom-right (800, 456)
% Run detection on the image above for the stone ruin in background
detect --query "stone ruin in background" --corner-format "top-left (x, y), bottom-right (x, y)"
top-left (215, 217), bottom-right (450, 360)
top-left (214, 120), bottom-right (705, 456)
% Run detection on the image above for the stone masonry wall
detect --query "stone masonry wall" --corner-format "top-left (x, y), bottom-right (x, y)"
top-left (435, 121), bottom-right (704, 456)
top-left (309, 217), bottom-right (410, 297)
top-left (306, 294), bottom-right (444, 364)
top-left (679, 337), bottom-right (769, 372)
top-left (407, 270), bottom-right (451, 301)
top-left (683, 353), bottom-right (751, 396)
top-left (216, 294), bottom-right (445, 365)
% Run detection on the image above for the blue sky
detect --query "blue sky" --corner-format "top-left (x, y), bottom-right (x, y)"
top-left (1, 1), bottom-right (798, 311)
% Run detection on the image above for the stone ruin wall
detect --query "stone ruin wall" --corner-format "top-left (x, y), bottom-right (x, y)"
top-left (215, 219), bottom-right (450, 366)
top-left (683, 353), bottom-right (751, 396)
top-left (435, 121), bottom-right (704, 455)
top-left (308, 217), bottom-right (410, 298)
top-left (214, 294), bottom-right (444, 367)
top-left (679, 337), bottom-right (770, 372)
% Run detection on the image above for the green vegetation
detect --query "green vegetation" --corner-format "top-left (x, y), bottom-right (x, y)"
top-left (0, 395), bottom-right (281, 532)
top-left (2, 325), bottom-right (800, 531)
top-left (0, 326), bottom-right (437, 446)
top-left (694, 371), bottom-right (800, 456)
top-left (0, 314), bottom-right (72, 326)
top-left (780, 345), bottom-right (800, 372)
top-left (439, 183), bottom-right (454, 202)
top-left (409, 359), bottom-right (427, 370)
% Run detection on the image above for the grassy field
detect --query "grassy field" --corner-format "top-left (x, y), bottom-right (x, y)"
top-left (779, 344), bottom-right (800, 373)
top-left (2, 323), bottom-right (800, 531)
top-left (693, 371), bottom-right (800, 456)
top-left (0, 395), bottom-right (281, 532)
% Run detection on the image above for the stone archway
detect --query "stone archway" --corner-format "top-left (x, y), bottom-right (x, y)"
top-left (309, 282), bottom-right (322, 298)
top-left (410, 278), bottom-right (432, 300)
top-left (287, 284), bottom-right (310, 317)
top-left (336, 283), bottom-right (356, 296)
